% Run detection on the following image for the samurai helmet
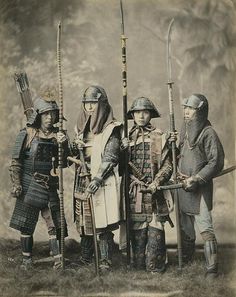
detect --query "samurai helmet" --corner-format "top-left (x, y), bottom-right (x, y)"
top-left (27, 86), bottom-right (59, 126)
top-left (182, 94), bottom-right (208, 110)
top-left (82, 86), bottom-right (108, 103)
top-left (127, 97), bottom-right (161, 119)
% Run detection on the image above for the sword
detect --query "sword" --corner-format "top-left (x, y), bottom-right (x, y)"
top-left (67, 156), bottom-right (82, 166)
top-left (78, 148), bottom-right (100, 276)
top-left (215, 165), bottom-right (236, 178)
top-left (86, 192), bottom-right (100, 276)
top-left (142, 165), bottom-right (236, 193)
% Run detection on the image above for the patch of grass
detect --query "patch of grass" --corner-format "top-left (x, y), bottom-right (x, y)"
top-left (0, 238), bottom-right (235, 297)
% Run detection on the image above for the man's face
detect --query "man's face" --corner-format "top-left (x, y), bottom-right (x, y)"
top-left (184, 106), bottom-right (196, 121)
top-left (133, 110), bottom-right (151, 127)
top-left (41, 110), bottom-right (56, 130)
top-left (84, 102), bottom-right (97, 114)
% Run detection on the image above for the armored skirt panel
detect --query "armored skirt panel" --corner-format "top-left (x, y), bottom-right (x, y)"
top-left (129, 140), bottom-right (167, 223)
top-left (10, 136), bottom-right (67, 237)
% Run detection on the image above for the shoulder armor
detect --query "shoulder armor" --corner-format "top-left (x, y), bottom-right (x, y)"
top-left (12, 128), bottom-right (27, 158)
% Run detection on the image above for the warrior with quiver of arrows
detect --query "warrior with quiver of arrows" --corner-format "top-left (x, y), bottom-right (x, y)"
top-left (9, 81), bottom-right (69, 270)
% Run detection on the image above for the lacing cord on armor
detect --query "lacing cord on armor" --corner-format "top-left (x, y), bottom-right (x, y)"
top-left (33, 172), bottom-right (50, 189)
top-left (129, 174), bottom-right (146, 195)
top-left (129, 174), bottom-right (148, 213)
top-left (133, 127), bottom-right (145, 173)
top-left (141, 128), bottom-right (145, 172)
top-left (130, 124), bottom-right (155, 175)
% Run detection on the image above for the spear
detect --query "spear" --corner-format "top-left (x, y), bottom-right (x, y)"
top-left (57, 21), bottom-right (65, 270)
top-left (166, 18), bottom-right (183, 270)
top-left (120, 0), bottom-right (131, 267)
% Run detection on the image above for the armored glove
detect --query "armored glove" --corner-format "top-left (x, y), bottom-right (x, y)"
top-left (176, 172), bottom-right (189, 183)
top-left (87, 177), bottom-right (103, 194)
top-left (183, 175), bottom-right (201, 192)
top-left (74, 138), bottom-right (86, 149)
top-left (165, 131), bottom-right (178, 144)
top-left (87, 161), bottom-right (115, 195)
top-left (140, 181), bottom-right (160, 194)
top-left (57, 131), bottom-right (67, 143)
top-left (120, 137), bottom-right (129, 151)
top-left (11, 184), bottom-right (22, 198)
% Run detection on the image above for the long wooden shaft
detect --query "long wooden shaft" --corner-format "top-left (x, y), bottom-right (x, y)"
top-left (120, 0), bottom-right (131, 267)
top-left (167, 18), bottom-right (182, 270)
top-left (57, 21), bottom-right (65, 270)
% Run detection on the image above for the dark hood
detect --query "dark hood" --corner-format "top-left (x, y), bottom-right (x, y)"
top-left (76, 87), bottom-right (115, 135)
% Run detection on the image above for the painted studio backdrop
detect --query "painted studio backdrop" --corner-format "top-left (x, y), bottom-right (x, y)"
top-left (0, 0), bottom-right (235, 246)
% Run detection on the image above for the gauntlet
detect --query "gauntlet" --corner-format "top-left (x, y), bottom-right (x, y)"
top-left (183, 175), bottom-right (202, 192)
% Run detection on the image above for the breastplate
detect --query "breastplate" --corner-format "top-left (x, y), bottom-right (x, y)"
top-left (23, 137), bottom-right (57, 174)
top-left (83, 130), bottom-right (94, 160)
top-left (130, 140), bottom-right (152, 183)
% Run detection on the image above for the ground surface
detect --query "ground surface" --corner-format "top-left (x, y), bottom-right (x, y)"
top-left (0, 239), bottom-right (236, 297)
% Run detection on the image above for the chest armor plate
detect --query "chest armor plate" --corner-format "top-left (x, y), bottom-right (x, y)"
top-left (23, 137), bottom-right (57, 174)
top-left (130, 140), bottom-right (152, 183)
top-left (83, 130), bottom-right (94, 159)
top-left (128, 131), bottom-right (166, 222)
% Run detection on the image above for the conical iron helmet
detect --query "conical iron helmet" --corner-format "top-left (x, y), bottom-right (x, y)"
top-left (127, 97), bottom-right (161, 119)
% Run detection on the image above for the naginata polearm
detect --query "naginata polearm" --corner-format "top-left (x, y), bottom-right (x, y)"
top-left (120, 0), bottom-right (131, 267)
top-left (166, 18), bottom-right (183, 270)
top-left (57, 21), bottom-right (66, 270)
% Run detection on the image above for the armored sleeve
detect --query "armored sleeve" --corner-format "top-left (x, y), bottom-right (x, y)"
top-left (60, 131), bottom-right (72, 167)
top-left (9, 158), bottom-right (23, 186)
top-left (10, 128), bottom-right (27, 188)
top-left (94, 126), bottom-right (121, 181)
top-left (70, 137), bottom-right (80, 157)
top-left (197, 128), bottom-right (224, 183)
top-left (61, 139), bottom-right (70, 168)
top-left (11, 128), bottom-right (27, 159)
top-left (153, 153), bottom-right (173, 186)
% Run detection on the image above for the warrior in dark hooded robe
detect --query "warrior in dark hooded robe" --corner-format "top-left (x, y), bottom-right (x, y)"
top-left (72, 86), bottom-right (121, 271)
top-left (124, 97), bottom-right (173, 273)
top-left (177, 94), bottom-right (224, 278)
top-left (9, 87), bottom-right (69, 270)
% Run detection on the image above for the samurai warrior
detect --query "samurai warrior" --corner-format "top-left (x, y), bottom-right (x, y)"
top-left (72, 85), bottom-right (121, 271)
top-left (178, 94), bottom-right (224, 278)
top-left (9, 87), bottom-right (69, 270)
top-left (124, 97), bottom-right (173, 273)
